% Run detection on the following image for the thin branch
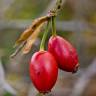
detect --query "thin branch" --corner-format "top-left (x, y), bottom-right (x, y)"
top-left (41, 0), bottom-right (56, 16)
top-left (41, 0), bottom-right (66, 16)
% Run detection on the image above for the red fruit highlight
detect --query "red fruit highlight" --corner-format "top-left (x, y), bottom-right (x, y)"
top-left (29, 51), bottom-right (58, 93)
top-left (48, 36), bottom-right (79, 73)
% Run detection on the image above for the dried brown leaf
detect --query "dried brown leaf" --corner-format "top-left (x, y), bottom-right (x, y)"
top-left (22, 23), bottom-right (44, 54)
top-left (15, 15), bottom-right (51, 47)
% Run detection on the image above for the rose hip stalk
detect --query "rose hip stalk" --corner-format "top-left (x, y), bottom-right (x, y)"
top-left (29, 21), bottom-right (58, 93)
top-left (48, 17), bottom-right (79, 73)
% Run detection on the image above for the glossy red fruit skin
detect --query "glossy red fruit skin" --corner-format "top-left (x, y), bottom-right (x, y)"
top-left (29, 51), bottom-right (58, 93)
top-left (48, 36), bottom-right (79, 73)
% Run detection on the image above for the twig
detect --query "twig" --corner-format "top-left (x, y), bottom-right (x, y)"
top-left (41, 0), bottom-right (66, 16)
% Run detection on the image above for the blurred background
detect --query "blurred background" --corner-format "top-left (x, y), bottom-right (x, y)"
top-left (0, 0), bottom-right (96, 96)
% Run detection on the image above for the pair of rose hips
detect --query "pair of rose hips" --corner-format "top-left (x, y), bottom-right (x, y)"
top-left (29, 35), bottom-right (79, 93)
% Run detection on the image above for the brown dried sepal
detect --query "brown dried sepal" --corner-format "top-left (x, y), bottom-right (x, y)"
top-left (15, 14), bottom-right (54, 47)
top-left (22, 23), bottom-right (44, 54)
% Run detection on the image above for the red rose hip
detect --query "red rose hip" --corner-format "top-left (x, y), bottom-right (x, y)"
top-left (29, 51), bottom-right (58, 93)
top-left (48, 36), bottom-right (79, 73)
